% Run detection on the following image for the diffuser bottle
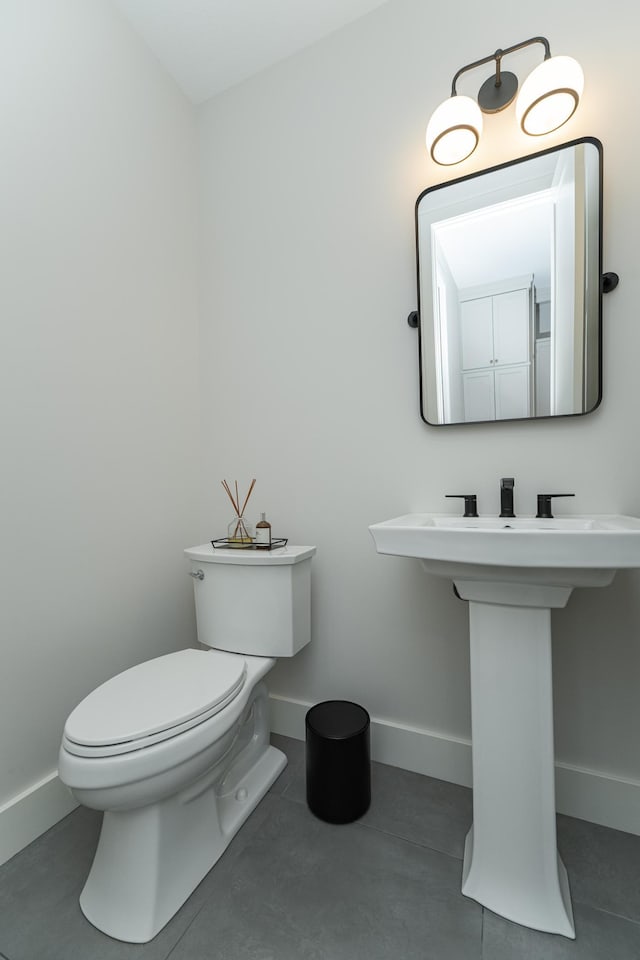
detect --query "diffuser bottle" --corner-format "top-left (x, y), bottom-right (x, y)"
top-left (227, 515), bottom-right (254, 546)
top-left (221, 479), bottom-right (256, 547)
top-left (255, 513), bottom-right (272, 550)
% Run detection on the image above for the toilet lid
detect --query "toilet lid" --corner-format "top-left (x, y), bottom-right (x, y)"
top-left (64, 649), bottom-right (246, 751)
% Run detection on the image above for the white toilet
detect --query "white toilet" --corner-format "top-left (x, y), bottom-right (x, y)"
top-left (58, 543), bottom-right (315, 944)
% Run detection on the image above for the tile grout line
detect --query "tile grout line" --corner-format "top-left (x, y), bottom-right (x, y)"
top-left (571, 897), bottom-right (640, 930)
top-left (276, 788), bottom-right (467, 865)
top-left (162, 894), bottom-right (219, 960)
top-left (353, 818), bottom-right (467, 865)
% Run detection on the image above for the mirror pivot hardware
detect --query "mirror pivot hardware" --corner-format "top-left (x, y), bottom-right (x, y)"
top-left (536, 494), bottom-right (575, 519)
top-left (446, 494), bottom-right (479, 517)
top-left (602, 272), bottom-right (619, 294)
top-left (407, 310), bottom-right (419, 328)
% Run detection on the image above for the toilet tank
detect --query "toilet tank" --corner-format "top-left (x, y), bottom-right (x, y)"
top-left (184, 544), bottom-right (316, 658)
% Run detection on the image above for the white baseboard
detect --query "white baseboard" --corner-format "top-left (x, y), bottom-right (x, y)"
top-left (0, 772), bottom-right (78, 868)
top-left (554, 762), bottom-right (640, 836)
top-left (269, 694), bottom-right (640, 837)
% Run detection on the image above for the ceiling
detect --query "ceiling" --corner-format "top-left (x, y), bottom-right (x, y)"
top-left (114, 0), bottom-right (390, 104)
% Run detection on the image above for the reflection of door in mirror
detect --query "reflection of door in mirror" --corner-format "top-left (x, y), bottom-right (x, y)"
top-left (430, 196), bottom-right (550, 423)
top-left (416, 139), bottom-right (602, 425)
top-left (458, 280), bottom-right (533, 421)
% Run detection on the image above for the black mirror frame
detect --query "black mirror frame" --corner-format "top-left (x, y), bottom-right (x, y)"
top-left (413, 137), bottom-right (607, 427)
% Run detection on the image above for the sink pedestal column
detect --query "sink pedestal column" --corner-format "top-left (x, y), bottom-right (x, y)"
top-left (456, 581), bottom-right (575, 938)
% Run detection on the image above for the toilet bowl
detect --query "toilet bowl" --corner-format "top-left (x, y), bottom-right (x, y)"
top-left (58, 544), bottom-right (315, 943)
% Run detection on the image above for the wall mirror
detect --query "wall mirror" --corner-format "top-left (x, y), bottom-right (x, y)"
top-left (416, 137), bottom-right (602, 425)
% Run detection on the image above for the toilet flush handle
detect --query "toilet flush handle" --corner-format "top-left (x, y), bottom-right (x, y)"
top-left (189, 569), bottom-right (205, 581)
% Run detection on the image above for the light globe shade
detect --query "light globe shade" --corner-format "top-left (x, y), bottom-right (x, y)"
top-left (426, 95), bottom-right (483, 165)
top-left (515, 56), bottom-right (584, 136)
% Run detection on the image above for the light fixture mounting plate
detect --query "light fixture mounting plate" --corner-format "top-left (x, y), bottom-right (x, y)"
top-left (478, 70), bottom-right (518, 113)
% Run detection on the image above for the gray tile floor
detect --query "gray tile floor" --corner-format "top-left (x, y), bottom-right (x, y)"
top-left (1, 735), bottom-right (639, 959)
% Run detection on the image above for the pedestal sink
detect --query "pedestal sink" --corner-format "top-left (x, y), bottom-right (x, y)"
top-left (369, 513), bottom-right (640, 938)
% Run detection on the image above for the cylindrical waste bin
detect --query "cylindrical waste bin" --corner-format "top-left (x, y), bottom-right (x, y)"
top-left (305, 700), bottom-right (371, 823)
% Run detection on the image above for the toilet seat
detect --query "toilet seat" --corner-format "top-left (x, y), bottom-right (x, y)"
top-left (63, 649), bottom-right (246, 758)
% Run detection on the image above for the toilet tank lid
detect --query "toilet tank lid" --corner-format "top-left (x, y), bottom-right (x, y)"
top-left (184, 544), bottom-right (316, 565)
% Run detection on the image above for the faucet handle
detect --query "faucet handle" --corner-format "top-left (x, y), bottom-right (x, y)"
top-left (445, 494), bottom-right (479, 518)
top-left (536, 493), bottom-right (575, 519)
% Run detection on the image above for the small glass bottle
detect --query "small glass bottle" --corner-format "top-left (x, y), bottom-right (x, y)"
top-left (227, 515), bottom-right (254, 547)
top-left (255, 512), bottom-right (272, 550)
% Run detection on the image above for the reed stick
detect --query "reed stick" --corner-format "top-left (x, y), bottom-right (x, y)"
top-left (239, 478), bottom-right (256, 517)
top-left (221, 478), bottom-right (257, 519)
top-left (221, 479), bottom-right (239, 514)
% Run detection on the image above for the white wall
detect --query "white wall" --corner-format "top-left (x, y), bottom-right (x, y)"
top-left (0, 0), bottom-right (201, 862)
top-left (199, 0), bottom-right (640, 831)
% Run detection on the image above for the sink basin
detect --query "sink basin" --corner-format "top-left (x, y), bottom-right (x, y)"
top-left (369, 513), bottom-right (640, 591)
top-left (369, 510), bottom-right (640, 939)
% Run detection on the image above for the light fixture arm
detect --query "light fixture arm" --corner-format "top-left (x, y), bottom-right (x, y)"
top-left (450, 36), bottom-right (551, 98)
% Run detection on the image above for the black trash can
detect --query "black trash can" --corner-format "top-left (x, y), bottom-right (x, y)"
top-left (305, 700), bottom-right (371, 824)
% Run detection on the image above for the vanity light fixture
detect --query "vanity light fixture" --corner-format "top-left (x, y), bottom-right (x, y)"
top-left (426, 36), bottom-right (584, 165)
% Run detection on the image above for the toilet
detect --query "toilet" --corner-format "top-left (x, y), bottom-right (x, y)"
top-left (58, 543), bottom-right (315, 944)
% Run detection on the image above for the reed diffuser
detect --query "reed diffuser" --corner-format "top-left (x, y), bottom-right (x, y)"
top-left (222, 478), bottom-right (256, 546)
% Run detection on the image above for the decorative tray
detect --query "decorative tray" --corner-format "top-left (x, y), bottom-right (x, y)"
top-left (211, 537), bottom-right (288, 551)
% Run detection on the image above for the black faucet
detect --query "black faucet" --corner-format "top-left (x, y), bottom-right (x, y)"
top-left (499, 477), bottom-right (515, 518)
top-left (536, 493), bottom-right (575, 518)
top-left (445, 494), bottom-right (479, 517)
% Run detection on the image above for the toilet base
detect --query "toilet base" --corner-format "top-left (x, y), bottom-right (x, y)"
top-left (79, 742), bottom-right (285, 942)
